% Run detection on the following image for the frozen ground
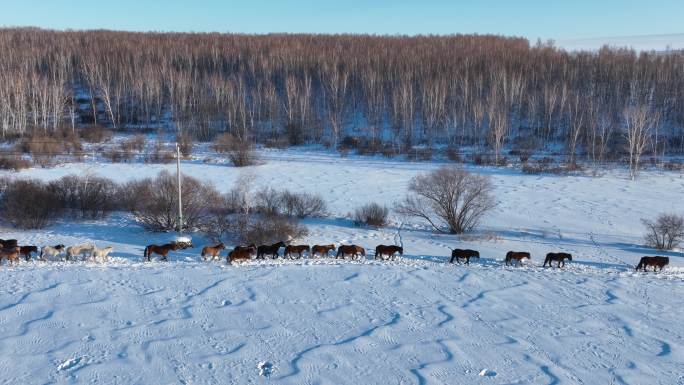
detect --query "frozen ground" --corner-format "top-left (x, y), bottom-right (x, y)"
top-left (0, 149), bottom-right (683, 384)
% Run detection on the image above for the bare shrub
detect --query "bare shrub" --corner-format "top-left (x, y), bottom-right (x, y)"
top-left (340, 136), bottom-right (362, 152)
top-left (396, 166), bottom-right (496, 234)
top-left (212, 133), bottom-right (256, 166)
top-left (664, 161), bottom-right (683, 171)
top-left (281, 191), bottom-right (327, 218)
top-left (146, 140), bottom-right (175, 163)
top-left (48, 174), bottom-right (117, 219)
top-left (121, 135), bottom-right (146, 153)
top-left (241, 214), bottom-right (308, 245)
top-left (353, 202), bottom-right (389, 227)
top-left (407, 147), bottom-right (433, 161)
top-left (177, 131), bottom-right (194, 157)
top-left (0, 179), bottom-right (62, 228)
top-left (80, 124), bottom-right (113, 143)
top-left (642, 213), bottom-right (684, 250)
top-left (103, 149), bottom-right (133, 163)
top-left (263, 137), bottom-right (290, 149)
top-left (382, 145), bottom-right (399, 158)
top-left (254, 187), bottom-right (283, 216)
top-left (445, 147), bottom-right (462, 163)
top-left (199, 175), bottom-right (255, 241)
top-left (126, 171), bottom-right (221, 231)
top-left (0, 153), bottom-right (31, 170)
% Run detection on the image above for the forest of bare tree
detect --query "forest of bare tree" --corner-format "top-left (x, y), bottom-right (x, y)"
top-left (1, 28), bottom-right (683, 164)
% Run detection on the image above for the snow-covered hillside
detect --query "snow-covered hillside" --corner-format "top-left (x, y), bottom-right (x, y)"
top-left (0, 148), bottom-right (683, 384)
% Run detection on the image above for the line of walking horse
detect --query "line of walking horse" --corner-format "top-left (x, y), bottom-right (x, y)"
top-left (194, 242), bottom-right (669, 272)
top-left (0, 239), bottom-right (114, 263)
top-left (0, 238), bottom-right (671, 272)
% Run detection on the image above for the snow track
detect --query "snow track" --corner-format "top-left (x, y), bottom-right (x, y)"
top-left (0, 259), bottom-right (683, 384)
top-left (0, 149), bottom-right (683, 384)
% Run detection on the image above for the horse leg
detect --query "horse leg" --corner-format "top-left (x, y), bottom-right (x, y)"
top-left (465, 257), bottom-right (470, 265)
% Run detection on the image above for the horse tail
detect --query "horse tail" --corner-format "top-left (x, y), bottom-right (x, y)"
top-left (143, 246), bottom-right (149, 261)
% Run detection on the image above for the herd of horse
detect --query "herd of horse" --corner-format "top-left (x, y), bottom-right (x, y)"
top-left (0, 238), bottom-right (671, 272)
top-left (0, 239), bottom-right (114, 263)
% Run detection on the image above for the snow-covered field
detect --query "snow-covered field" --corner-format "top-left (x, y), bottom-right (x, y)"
top-left (1, 149), bottom-right (683, 384)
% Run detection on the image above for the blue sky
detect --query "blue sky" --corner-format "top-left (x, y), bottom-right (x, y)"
top-left (0, 0), bottom-right (681, 40)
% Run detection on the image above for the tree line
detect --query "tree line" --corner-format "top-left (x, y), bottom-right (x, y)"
top-left (1, 28), bottom-right (683, 165)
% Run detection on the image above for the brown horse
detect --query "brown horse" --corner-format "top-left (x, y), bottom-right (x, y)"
top-left (375, 245), bottom-right (403, 260)
top-left (450, 249), bottom-right (480, 265)
top-left (336, 245), bottom-right (365, 260)
top-left (227, 248), bottom-right (253, 264)
top-left (257, 241), bottom-right (286, 259)
top-left (201, 243), bottom-right (226, 261)
top-left (505, 251), bottom-right (531, 266)
top-left (19, 245), bottom-right (38, 261)
top-left (636, 256), bottom-right (669, 272)
top-left (284, 245), bottom-right (310, 259)
top-left (143, 243), bottom-right (180, 262)
top-left (311, 244), bottom-right (335, 258)
top-left (0, 239), bottom-right (18, 248)
top-left (0, 247), bottom-right (21, 265)
top-left (543, 252), bottom-right (572, 268)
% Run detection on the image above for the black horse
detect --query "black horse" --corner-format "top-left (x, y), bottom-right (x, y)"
top-left (450, 249), bottom-right (480, 265)
top-left (257, 241), bottom-right (286, 259)
top-left (543, 252), bottom-right (572, 268)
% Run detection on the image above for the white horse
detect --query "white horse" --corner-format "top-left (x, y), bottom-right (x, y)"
top-left (66, 243), bottom-right (95, 261)
top-left (91, 246), bottom-right (114, 263)
top-left (40, 244), bottom-right (66, 261)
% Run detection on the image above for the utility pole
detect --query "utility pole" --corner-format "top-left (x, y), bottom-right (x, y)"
top-left (176, 143), bottom-right (183, 237)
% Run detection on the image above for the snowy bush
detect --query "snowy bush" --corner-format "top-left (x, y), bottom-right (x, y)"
top-left (0, 179), bottom-right (62, 229)
top-left (353, 202), bottom-right (390, 227)
top-left (281, 191), bottom-right (327, 218)
top-left (642, 213), bottom-right (684, 250)
top-left (145, 141), bottom-right (175, 163)
top-left (212, 133), bottom-right (257, 167)
top-left (396, 166), bottom-right (496, 234)
top-left (201, 183), bottom-right (309, 244)
top-left (125, 171), bottom-right (222, 231)
top-left (79, 124), bottom-right (113, 143)
top-left (254, 187), bottom-right (283, 217)
top-left (49, 175), bottom-right (118, 219)
top-left (120, 135), bottom-right (146, 153)
top-left (0, 153), bottom-right (31, 170)
top-left (177, 131), bottom-right (194, 157)
top-left (242, 214), bottom-right (308, 245)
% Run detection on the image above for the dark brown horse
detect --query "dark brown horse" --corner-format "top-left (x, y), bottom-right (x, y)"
top-left (374, 245), bottom-right (403, 260)
top-left (201, 243), bottom-right (226, 261)
top-left (0, 247), bottom-right (21, 265)
top-left (143, 243), bottom-right (180, 261)
top-left (284, 245), bottom-right (310, 259)
top-left (19, 245), bottom-right (38, 261)
top-left (234, 244), bottom-right (256, 253)
top-left (257, 241), bottom-right (286, 259)
top-left (505, 251), bottom-right (531, 266)
top-left (336, 245), bottom-right (365, 260)
top-left (0, 239), bottom-right (18, 248)
top-left (636, 256), bottom-right (669, 272)
top-left (450, 249), bottom-right (480, 265)
top-left (543, 252), bottom-right (572, 268)
top-left (227, 248), bottom-right (253, 264)
top-left (311, 244), bottom-right (335, 258)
